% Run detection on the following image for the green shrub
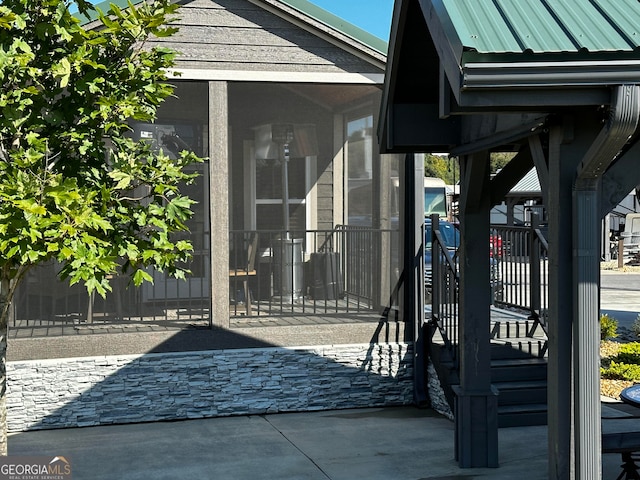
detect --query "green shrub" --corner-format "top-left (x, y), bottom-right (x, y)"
top-left (601, 361), bottom-right (640, 381)
top-left (600, 314), bottom-right (618, 341)
top-left (610, 342), bottom-right (640, 364)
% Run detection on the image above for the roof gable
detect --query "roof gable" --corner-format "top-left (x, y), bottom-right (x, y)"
top-left (83, 0), bottom-right (387, 69)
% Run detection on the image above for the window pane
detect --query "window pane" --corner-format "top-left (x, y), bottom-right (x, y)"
top-left (255, 157), bottom-right (306, 200)
top-left (347, 115), bottom-right (373, 225)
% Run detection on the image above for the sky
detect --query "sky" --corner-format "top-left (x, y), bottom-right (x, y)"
top-left (309, 0), bottom-right (394, 41)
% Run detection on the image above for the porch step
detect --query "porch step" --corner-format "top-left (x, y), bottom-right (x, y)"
top-left (491, 338), bottom-right (548, 359)
top-left (490, 319), bottom-right (543, 340)
top-left (493, 379), bottom-right (547, 405)
top-left (491, 357), bottom-right (547, 382)
top-left (429, 325), bottom-right (549, 427)
top-left (497, 403), bottom-right (547, 428)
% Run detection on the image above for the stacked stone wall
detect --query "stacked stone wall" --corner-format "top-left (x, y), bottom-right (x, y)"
top-left (7, 343), bottom-right (413, 431)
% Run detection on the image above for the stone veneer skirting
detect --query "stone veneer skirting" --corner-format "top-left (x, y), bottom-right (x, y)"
top-left (7, 343), bottom-right (413, 432)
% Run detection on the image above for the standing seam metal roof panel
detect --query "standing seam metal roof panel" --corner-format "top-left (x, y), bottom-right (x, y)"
top-left (545, 0), bottom-right (634, 51)
top-left (440, 0), bottom-right (640, 55)
top-left (592, 0), bottom-right (640, 47)
top-left (493, 1), bottom-right (562, 53)
top-left (442, 0), bottom-right (522, 53)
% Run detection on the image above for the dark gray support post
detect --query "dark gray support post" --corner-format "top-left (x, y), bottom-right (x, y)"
top-left (209, 81), bottom-right (230, 328)
top-left (573, 85), bottom-right (639, 480)
top-left (454, 151), bottom-right (498, 468)
top-left (402, 153), bottom-right (426, 405)
top-left (546, 118), bottom-right (580, 480)
top-left (572, 184), bottom-right (601, 480)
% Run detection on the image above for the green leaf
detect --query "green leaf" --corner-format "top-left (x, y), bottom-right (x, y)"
top-left (133, 269), bottom-right (153, 286)
top-left (54, 57), bottom-right (72, 88)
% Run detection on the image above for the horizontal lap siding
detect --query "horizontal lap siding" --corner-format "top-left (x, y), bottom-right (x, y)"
top-left (150, 0), bottom-right (381, 74)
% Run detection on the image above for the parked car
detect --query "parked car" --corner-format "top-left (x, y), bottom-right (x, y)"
top-left (424, 218), bottom-right (460, 300)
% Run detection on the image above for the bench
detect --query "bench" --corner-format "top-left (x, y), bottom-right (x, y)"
top-left (602, 409), bottom-right (640, 480)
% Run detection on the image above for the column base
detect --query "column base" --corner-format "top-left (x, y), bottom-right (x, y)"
top-left (453, 385), bottom-right (499, 468)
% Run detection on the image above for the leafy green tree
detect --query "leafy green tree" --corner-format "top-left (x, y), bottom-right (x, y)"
top-left (490, 152), bottom-right (516, 174)
top-left (425, 154), bottom-right (459, 184)
top-left (0, 0), bottom-right (202, 453)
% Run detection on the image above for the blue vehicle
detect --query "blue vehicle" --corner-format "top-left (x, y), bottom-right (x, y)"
top-left (425, 218), bottom-right (502, 302)
top-left (424, 218), bottom-right (459, 296)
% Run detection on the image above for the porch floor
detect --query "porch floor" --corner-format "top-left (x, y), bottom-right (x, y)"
top-left (8, 311), bottom-right (387, 339)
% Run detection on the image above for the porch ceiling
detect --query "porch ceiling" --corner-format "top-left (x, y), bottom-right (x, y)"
top-left (282, 83), bottom-right (381, 111)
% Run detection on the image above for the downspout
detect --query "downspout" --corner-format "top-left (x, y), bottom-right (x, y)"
top-left (573, 84), bottom-right (640, 480)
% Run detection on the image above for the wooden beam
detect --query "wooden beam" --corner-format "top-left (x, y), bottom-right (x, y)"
top-left (489, 146), bottom-right (534, 207)
top-left (601, 137), bottom-right (640, 217)
top-left (529, 134), bottom-right (549, 206)
top-left (383, 103), bottom-right (460, 153)
top-left (459, 151), bottom-right (490, 214)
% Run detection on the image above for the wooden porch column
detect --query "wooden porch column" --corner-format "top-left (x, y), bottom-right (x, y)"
top-left (546, 117), bottom-right (580, 480)
top-left (455, 150), bottom-right (498, 468)
top-left (208, 81), bottom-right (230, 328)
top-left (401, 153), bottom-right (426, 404)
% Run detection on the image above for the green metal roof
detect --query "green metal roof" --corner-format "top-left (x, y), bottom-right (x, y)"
top-left (279, 0), bottom-right (388, 54)
top-left (441, 0), bottom-right (640, 55)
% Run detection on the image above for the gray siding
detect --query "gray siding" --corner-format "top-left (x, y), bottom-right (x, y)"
top-left (316, 166), bottom-right (334, 230)
top-left (150, 0), bottom-right (384, 75)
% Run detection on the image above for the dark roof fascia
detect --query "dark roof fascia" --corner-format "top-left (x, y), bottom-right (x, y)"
top-left (454, 87), bottom-right (611, 110)
top-left (419, 0), bottom-right (464, 102)
top-left (378, 0), bottom-right (412, 149)
top-left (463, 59), bottom-right (640, 90)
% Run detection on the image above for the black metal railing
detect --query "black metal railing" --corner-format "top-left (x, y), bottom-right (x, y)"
top-left (429, 217), bottom-right (460, 364)
top-left (229, 227), bottom-right (399, 317)
top-left (492, 217), bottom-right (549, 333)
top-left (428, 216), bottom-right (550, 364)
top-left (10, 226), bottom-right (399, 333)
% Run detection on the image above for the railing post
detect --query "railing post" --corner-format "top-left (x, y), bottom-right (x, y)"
top-left (431, 214), bottom-right (441, 322)
top-left (529, 214), bottom-right (541, 321)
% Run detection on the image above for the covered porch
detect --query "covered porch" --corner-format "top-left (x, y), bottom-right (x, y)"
top-left (380, 0), bottom-right (640, 478)
top-left (10, 79), bottom-right (405, 338)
